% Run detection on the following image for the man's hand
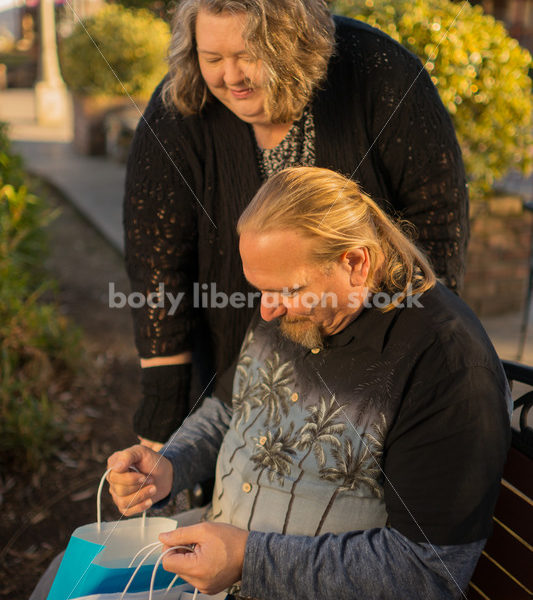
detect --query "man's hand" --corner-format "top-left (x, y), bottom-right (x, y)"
top-left (159, 522), bottom-right (249, 595)
top-left (106, 445), bottom-right (173, 516)
top-left (138, 436), bottom-right (164, 452)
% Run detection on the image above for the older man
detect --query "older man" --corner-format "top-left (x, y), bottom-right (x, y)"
top-left (107, 167), bottom-right (510, 600)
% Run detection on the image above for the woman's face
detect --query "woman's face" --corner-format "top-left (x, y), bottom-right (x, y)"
top-left (195, 9), bottom-right (269, 125)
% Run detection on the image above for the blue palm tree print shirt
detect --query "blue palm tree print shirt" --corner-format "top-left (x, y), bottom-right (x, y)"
top-left (160, 282), bottom-right (512, 599)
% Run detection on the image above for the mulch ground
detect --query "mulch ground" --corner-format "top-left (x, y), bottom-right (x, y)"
top-left (0, 183), bottom-right (166, 599)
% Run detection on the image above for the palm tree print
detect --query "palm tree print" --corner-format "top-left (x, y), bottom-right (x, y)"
top-left (231, 331), bottom-right (261, 429)
top-left (232, 359), bottom-right (261, 430)
top-left (314, 436), bottom-right (383, 535)
top-left (364, 412), bottom-right (386, 468)
top-left (227, 352), bottom-right (294, 464)
top-left (247, 424), bottom-right (297, 530)
top-left (282, 395), bottom-right (346, 534)
top-left (258, 353), bottom-right (294, 427)
top-left (352, 360), bottom-right (396, 425)
top-left (217, 332), bottom-right (260, 494)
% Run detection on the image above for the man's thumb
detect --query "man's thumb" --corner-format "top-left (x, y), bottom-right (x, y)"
top-left (159, 524), bottom-right (199, 546)
top-left (107, 445), bottom-right (145, 473)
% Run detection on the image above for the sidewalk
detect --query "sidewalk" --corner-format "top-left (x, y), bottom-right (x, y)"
top-left (0, 88), bottom-right (126, 253)
top-left (1, 87), bottom-right (533, 364)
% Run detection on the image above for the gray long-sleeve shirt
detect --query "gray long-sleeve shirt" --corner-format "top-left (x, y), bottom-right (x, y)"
top-left (158, 285), bottom-right (511, 599)
top-left (159, 396), bottom-right (484, 600)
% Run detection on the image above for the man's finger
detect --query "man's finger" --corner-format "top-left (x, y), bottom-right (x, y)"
top-left (111, 486), bottom-right (156, 514)
top-left (161, 546), bottom-right (199, 580)
top-left (109, 480), bottom-right (154, 498)
top-left (158, 528), bottom-right (200, 574)
top-left (107, 446), bottom-right (145, 472)
top-left (107, 470), bottom-right (152, 487)
top-left (138, 437), bottom-right (164, 452)
top-left (159, 524), bottom-right (202, 547)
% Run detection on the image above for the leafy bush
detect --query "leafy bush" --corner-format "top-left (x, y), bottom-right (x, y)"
top-left (332, 0), bottom-right (533, 199)
top-left (0, 123), bottom-right (82, 468)
top-left (115, 0), bottom-right (175, 21)
top-left (60, 4), bottom-right (170, 99)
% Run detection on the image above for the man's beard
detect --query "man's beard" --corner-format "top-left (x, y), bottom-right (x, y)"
top-left (279, 316), bottom-right (324, 350)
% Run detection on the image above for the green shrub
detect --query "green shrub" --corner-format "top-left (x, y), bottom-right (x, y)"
top-left (332, 0), bottom-right (533, 199)
top-left (0, 123), bottom-right (82, 469)
top-left (0, 121), bottom-right (24, 188)
top-left (114, 0), bottom-right (175, 21)
top-left (60, 4), bottom-right (171, 98)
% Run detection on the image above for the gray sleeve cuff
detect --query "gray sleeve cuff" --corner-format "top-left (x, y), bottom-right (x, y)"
top-left (241, 528), bottom-right (485, 600)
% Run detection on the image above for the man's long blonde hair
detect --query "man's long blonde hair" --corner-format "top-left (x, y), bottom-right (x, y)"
top-left (161, 0), bottom-right (335, 124)
top-left (237, 167), bottom-right (436, 310)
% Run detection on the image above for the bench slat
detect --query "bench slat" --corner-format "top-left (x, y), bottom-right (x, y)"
top-left (493, 482), bottom-right (533, 547)
top-left (470, 553), bottom-right (532, 600)
top-left (466, 582), bottom-right (490, 599)
top-left (482, 519), bottom-right (533, 590)
top-left (502, 447), bottom-right (533, 499)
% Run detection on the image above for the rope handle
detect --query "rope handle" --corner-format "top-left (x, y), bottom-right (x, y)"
top-left (150, 546), bottom-right (198, 600)
top-left (97, 468), bottom-right (146, 532)
top-left (121, 542), bottom-right (163, 600)
top-left (120, 543), bottom-right (193, 599)
top-left (128, 541), bottom-right (163, 569)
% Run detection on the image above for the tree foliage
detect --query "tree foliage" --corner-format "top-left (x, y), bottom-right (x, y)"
top-left (60, 4), bottom-right (170, 99)
top-left (332, 0), bottom-right (533, 198)
top-left (112, 0), bottom-right (176, 21)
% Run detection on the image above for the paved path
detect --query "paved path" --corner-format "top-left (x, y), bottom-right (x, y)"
top-left (1, 87), bottom-right (533, 365)
top-left (0, 88), bottom-right (126, 253)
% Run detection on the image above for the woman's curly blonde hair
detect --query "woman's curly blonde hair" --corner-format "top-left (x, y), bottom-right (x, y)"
top-left (238, 167), bottom-right (437, 311)
top-left (162, 0), bottom-right (335, 124)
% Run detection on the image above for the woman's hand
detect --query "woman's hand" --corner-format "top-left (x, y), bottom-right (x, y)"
top-left (159, 522), bottom-right (249, 595)
top-left (106, 445), bottom-right (173, 515)
top-left (138, 436), bottom-right (164, 452)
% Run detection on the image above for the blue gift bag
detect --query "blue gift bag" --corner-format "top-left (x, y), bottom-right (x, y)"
top-left (70, 543), bottom-right (228, 600)
top-left (47, 470), bottom-right (179, 600)
top-left (47, 516), bottom-right (180, 600)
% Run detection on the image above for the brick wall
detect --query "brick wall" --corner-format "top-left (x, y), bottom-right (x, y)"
top-left (462, 196), bottom-right (532, 316)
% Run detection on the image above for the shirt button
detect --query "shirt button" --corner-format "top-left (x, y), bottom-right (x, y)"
top-left (291, 392), bottom-right (299, 402)
top-left (311, 347), bottom-right (321, 354)
top-left (242, 482), bottom-right (252, 493)
top-left (259, 436), bottom-right (267, 445)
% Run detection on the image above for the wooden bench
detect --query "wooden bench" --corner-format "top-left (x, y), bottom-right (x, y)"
top-left (467, 360), bottom-right (533, 600)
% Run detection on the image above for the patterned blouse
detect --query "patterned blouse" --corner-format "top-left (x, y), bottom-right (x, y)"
top-left (255, 107), bottom-right (316, 180)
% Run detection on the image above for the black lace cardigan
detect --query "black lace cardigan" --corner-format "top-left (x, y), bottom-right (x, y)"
top-left (124, 16), bottom-right (469, 440)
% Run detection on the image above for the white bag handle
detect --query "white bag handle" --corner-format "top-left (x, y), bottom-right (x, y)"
top-left (97, 468), bottom-right (146, 532)
top-left (121, 542), bottom-right (164, 599)
top-left (120, 542), bottom-right (170, 600)
top-left (128, 542), bottom-right (181, 597)
top-left (128, 542), bottom-right (163, 569)
top-left (150, 546), bottom-right (198, 600)
top-left (119, 542), bottom-right (197, 600)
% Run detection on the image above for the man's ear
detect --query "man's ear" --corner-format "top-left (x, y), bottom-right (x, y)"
top-left (342, 247), bottom-right (370, 287)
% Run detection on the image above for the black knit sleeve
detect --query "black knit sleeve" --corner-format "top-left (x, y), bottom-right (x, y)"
top-left (123, 84), bottom-right (202, 440)
top-left (123, 84), bottom-right (200, 359)
top-left (362, 31), bottom-right (469, 292)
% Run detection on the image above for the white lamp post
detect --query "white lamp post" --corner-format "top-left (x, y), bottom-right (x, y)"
top-left (34, 0), bottom-right (69, 125)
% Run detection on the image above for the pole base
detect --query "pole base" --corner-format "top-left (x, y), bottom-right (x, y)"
top-left (34, 81), bottom-right (70, 126)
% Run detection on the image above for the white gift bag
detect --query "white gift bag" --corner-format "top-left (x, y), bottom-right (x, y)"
top-left (73, 543), bottom-right (228, 600)
top-left (47, 470), bottom-right (180, 600)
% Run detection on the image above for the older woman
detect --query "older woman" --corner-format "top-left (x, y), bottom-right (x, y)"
top-left (125, 0), bottom-right (468, 447)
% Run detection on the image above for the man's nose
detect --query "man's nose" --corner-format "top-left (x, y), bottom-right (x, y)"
top-left (260, 293), bottom-right (287, 321)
